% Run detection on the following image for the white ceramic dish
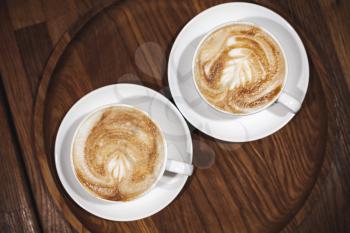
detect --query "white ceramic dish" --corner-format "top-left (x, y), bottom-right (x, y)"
top-left (168, 2), bottom-right (309, 142)
top-left (55, 84), bottom-right (193, 221)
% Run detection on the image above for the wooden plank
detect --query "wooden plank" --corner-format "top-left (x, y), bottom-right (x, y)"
top-left (278, 0), bottom-right (350, 232)
top-left (0, 1), bottom-right (74, 232)
top-left (14, 23), bottom-right (53, 97)
top-left (0, 80), bottom-right (40, 233)
top-left (319, 0), bottom-right (350, 90)
top-left (6, 0), bottom-right (45, 30)
top-left (41, 0), bottom-right (96, 45)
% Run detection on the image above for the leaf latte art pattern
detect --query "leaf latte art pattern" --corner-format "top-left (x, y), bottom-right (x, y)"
top-left (194, 24), bottom-right (286, 114)
top-left (72, 106), bottom-right (165, 201)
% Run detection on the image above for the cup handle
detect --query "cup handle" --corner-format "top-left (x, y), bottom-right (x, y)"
top-left (277, 92), bottom-right (301, 113)
top-left (165, 160), bottom-right (194, 176)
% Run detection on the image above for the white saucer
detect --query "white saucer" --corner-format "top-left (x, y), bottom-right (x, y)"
top-left (168, 2), bottom-right (309, 142)
top-left (55, 84), bottom-right (193, 221)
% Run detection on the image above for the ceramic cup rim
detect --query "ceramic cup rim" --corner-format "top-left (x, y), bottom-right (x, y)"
top-left (192, 21), bottom-right (289, 116)
top-left (70, 103), bottom-right (168, 203)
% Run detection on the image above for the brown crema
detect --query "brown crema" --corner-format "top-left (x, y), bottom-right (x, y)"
top-left (72, 106), bottom-right (165, 201)
top-left (194, 23), bottom-right (286, 114)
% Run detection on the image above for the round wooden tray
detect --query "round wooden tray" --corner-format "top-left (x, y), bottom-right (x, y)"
top-left (34, 0), bottom-right (328, 232)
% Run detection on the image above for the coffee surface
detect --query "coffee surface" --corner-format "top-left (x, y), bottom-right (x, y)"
top-left (72, 106), bottom-right (165, 201)
top-left (194, 23), bottom-right (286, 114)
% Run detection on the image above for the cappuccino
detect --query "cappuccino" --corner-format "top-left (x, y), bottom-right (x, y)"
top-left (194, 23), bottom-right (286, 114)
top-left (72, 106), bottom-right (165, 201)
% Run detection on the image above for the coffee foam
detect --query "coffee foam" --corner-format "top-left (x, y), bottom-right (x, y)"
top-left (194, 24), bottom-right (286, 114)
top-left (72, 106), bottom-right (165, 201)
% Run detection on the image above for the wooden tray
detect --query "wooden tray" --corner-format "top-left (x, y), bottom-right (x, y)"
top-left (34, 0), bottom-right (328, 232)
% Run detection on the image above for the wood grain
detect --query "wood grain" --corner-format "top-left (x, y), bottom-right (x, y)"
top-left (0, 1), bottom-right (74, 232)
top-left (0, 81), bottom-right (40, 233)
top-left (319, 0), bottom-right (350, 90)
top-left (34, 0), bottom-right (328, 233)
top-left (280, 0), bottom-right (350, 232)
top-left (0, 0), bottom-right (350, 232)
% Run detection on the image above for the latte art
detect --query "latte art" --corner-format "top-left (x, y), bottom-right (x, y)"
top-left (72, 106), bottom-right (165, 201)
top-left (194, 23), bottom-right (286, 114)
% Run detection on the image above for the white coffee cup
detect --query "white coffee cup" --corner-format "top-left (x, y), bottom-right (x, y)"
top-left (192, 21), bottom-right (301, 115)
top-left (70, 103), bottom-right (193, 202)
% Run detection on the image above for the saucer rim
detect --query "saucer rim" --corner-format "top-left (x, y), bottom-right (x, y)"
top-left (55, 83), bottom-right (193, 221)
top-left (168, 2), bottom-right (309, 142)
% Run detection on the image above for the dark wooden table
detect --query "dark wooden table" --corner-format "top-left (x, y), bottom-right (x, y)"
top-left (0, 0), bottom-right (349, 232)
